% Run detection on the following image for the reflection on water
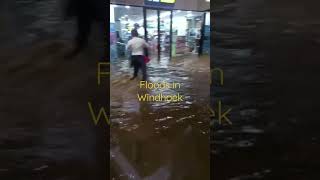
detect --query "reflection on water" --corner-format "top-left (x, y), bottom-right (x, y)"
top-left (213, 0), bottom-right (320, 179)
top-left (0, 0), bottom-right (107, 179)
top-left (1, 0), bottom-right (73, 48)
top-left (111, 55), bottom-right (210, 179)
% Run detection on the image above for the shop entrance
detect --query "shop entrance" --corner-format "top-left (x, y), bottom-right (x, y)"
top-left (145, 8), bottom-right (172, 61)
top-left (110, 4), bottom-right (208, 62)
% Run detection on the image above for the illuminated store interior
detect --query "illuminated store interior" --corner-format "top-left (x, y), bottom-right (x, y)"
top-left (110, 4), bottom-right (210, 61)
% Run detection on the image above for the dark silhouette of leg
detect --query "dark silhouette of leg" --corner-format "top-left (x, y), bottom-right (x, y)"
top-left (65, 16), bottom-right (92, 59)
top-left (131, 56), bottom-right (139, 80)
top-left (76, 16), bottom-right (91, 49)
top-left (140, 57), bottom-right (147, 81)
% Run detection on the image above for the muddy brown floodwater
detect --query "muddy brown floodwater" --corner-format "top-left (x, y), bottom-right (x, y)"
top-left (0, 1), bottom-right (108, 179)
top-left (110, 55), bottom-right (210, 180)
top-left (213, 0), bottom-right (320, 179)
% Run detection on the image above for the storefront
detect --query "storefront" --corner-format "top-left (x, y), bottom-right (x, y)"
top-left (110, 3), bottom-right (210, 61)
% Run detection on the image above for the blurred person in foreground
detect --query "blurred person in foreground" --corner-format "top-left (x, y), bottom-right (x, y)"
top-left (126, 29), bottom-right (150, 81)
top-left (64, 0), bottom-right (105, 58)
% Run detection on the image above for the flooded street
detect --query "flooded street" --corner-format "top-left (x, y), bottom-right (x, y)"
top-left (0, 42), bottom-right (107, 180)
top-left (4, 0), bottom-right (320, 179)
top-left (0, 0), bottom-right (107, 179)
top-left (213, 0), bottom-right (320, 179)
top-left (110, 55), bottom-right (210, 179)
top-left (1, 0), bottom-right (68, 47)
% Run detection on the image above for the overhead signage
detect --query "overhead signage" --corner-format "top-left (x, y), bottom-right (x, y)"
top-left (160, 0), bottom-right (176, 3)
top-left (145, 0), bottom-right (176, 8)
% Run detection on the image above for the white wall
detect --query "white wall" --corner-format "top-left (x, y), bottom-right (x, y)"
top-left (197, 0), bottom-right (210, 11)
top-left (175, 0), bottom-right (209, 11)
top-left (205, 12), bottom-right (210, 25)
top-left (174, 0), bottom-right (197, 10)
top-left (110, 5), bottom-right (115, 23)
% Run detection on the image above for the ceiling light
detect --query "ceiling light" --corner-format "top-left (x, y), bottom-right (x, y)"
top-left (160, 11), bottom-right (171, 18)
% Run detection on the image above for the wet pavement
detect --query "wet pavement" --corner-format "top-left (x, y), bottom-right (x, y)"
top-left (213, 0), bottom-right (320, 179)
top-left (0, 1), bottom-right (108, 179)
top-left (110, 55), bottom-right (210, 180)
top-left (0, 40), bottom-right (108, 180)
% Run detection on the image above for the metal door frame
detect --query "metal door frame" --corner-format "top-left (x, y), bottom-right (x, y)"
top-left (144, 7), bottom-right (173, 61)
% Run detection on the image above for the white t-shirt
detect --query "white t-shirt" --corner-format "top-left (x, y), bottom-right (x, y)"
top-left (126, 37), bottom-right (150, 56)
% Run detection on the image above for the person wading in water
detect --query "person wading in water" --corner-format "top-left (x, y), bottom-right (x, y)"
top-left (126, 29), bottom-right (150, 81)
